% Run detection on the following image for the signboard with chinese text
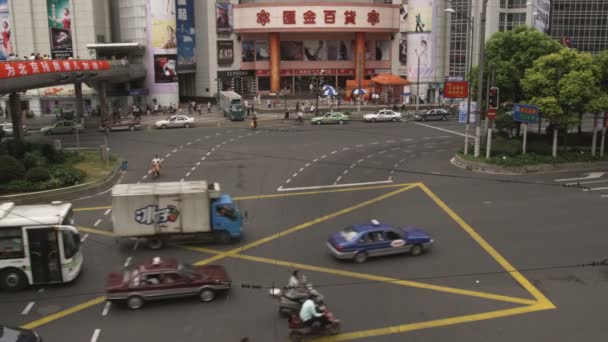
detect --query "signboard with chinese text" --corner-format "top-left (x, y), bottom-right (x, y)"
top-left (0, 60), bottom-right (109, 79)
top-left (176, 0), bottom-right (196, 73)
top-left (514, 104), bottom-right (539, 123)
top-left (233, 5), bottom-right (399, 32)
top-left (444, 81), bottom-right (468, 98)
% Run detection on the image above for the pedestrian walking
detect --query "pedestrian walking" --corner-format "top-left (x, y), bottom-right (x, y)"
top-left (297, 110), bottom-right (303, 124)
top-left (207, 101), bottom-right (211, 113)
top-left (250, 115), bottom-right (257, 129)
top-left (266, 99), bottom-right (271, 108)
top-left (295, 101), bottom-right (300, 113)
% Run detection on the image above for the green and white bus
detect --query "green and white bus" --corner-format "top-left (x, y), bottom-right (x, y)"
top-left (0, 201), bottom-right (83, 291)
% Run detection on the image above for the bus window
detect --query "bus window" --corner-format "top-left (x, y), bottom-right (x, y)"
top-left (0, 227), bottom-right (24, 259)
top-left (61, 230), bottom-right (80, 259)
top-left (62, 210), bottom-right (75, 226)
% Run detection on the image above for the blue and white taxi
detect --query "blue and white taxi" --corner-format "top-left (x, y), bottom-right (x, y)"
top-left (327, 220), bottom-right (434, 263)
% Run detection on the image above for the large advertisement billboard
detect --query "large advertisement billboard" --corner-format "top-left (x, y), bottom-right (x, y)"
top-left (407, 32), bottom-right (433, 81)
top-left (533, 0), bottom-right (551, 35)
top-left (408, 0), bottom-right (433, 33)
top-left (176, 0), bottom-right (196, 73)
top-left (216, 3), bottom-right (233, 33)
top-left (47, 0), bottom-right (73, 59)
top-left (0, 0), bottom-right (14, 60)
top-left (147, 0), bottom-right (178, 92)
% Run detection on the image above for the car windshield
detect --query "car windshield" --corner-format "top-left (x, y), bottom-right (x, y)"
top-left (340, 226), bottom-right (359, 242)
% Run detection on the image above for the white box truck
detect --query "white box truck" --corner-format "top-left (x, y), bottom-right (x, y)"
top-left (111, 181), bottom-right (243, 249)
top-left (219, 91), bottom-right (245, 121)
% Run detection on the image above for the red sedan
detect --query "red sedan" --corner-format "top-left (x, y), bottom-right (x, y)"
top-left (106, 257), bottom-right (231, 310)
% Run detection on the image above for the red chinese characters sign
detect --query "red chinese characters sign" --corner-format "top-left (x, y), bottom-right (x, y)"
top-left (259, 9), bottom-right (381, 27)
top-left (0, 60), bottom-right (110, 80)
top-left (444, 81), bottom-right (469, 99)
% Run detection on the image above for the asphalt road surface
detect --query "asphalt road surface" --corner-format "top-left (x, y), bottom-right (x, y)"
top-left (2, 119), bottom-right (608, 342)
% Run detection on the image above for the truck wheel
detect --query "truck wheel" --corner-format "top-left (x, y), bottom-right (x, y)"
top-left (146, 237), bottom-right (164, 250)
top-left (216, 231), bottom-right (232, 244)
top-left (354, 252), bottom-right (368, 264)
top-left (199, 289), bottom-right (216, 302)
top-left (410, 244), bottom-right (423, 256)
top-left (0, 268), bottom-right (28, 291)
top-left (126, 296), bottom-right (144, 310)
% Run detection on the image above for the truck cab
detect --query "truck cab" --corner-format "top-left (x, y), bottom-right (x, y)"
top-left (211, 194), bottom-right (243, 243)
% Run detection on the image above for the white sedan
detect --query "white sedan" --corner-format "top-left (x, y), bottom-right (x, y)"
top-left (363, 109), bottom-right (402, 123)
top-left (155, 115), bottom-right (195, 129)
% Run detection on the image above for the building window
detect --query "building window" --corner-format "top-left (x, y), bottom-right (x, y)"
top-left (257, 77), bottom-right (270, 92)
top-left (499, 12), bottom-right (527, 32)
top-left (448, 0), bottom-right (469, 79)
top-left (500, 0), bottom-right (527, 9)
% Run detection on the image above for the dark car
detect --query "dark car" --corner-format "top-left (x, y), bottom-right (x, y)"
top-left (0, 325), bottom-right (41, 342)
top-left (327, 220), bottom-right (434, 263)
top-left (106, 257), bottom-right (231, 310)
top-left (414, 109), bottom-right (449, 121)
top-left (100, 119), bottom-right (142, 132)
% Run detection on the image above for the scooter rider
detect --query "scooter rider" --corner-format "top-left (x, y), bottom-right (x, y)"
top-left (299, 298), bottom-right (326, 327)
top-left (288, 270), bottom-right (304, 288)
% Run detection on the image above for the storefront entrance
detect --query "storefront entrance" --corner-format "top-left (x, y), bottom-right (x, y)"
top-left (217, 70), bottom-right (257, 96)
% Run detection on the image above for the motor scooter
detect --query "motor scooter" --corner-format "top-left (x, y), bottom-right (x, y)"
top-left (287, 304), bottom-right (340, 342)
top-left (269, 284), bottom-right (323, 318)
top-left (151, 163), bottom-right (160, 178)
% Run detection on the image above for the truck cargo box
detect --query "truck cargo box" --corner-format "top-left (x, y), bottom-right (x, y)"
top-left (111, 181), bottom-right (220, 237)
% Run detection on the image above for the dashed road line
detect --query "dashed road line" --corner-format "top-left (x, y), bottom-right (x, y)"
top-left (123, 256), bottom-right (132, 267)
top-left (21, 302), bottom-right (35, 315)
top-left (186, 172), bottom-right (191, 177)
top-left (80, 234), bottom-right (89, 242)
top-left (172, 149), bottom-right (178, 153)
top-left (104, 209), bottom-right (111, 216)
top-left (196, 162), bottom-right (201, 166)
top-left (93, 219), bottom-right (101, 227)
top-left (191, 167), bottom-right (196, 171)
top-left (91, 329), bottom-right (101, 342)
top-left (101, 302), bottom-right (111, 316)
top-left (278, 180), bottom-right (394, 192)
top-left (414, 122), bottom-right (471, 137)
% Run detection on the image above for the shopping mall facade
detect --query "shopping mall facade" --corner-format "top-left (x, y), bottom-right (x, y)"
top-left (3, 0), bottom-right (600, 115)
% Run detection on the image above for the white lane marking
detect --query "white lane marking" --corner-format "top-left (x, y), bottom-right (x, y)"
top-left (439, 136), bottom-right (451, 139)
top-left (196, 162), bottom-right (201, 166)
top-left (414, 122), bottom-right (471, 137)
top-left (299, 168), bottom-right (304, 172)
top-left (37, 288), bottom-right (44, 293)
top-left (21, 302), bottom-right (35, 315)
top-left (180, 178), bottom-right (184, 182)
top-left (423, 137), bottom-right (433, 140)
top-left (101, 301), bottom-right (111, 316)
top-left (196, 138), bottom-right (201, 141)
top-left (165, 153), bottom-right (171, 158)
top-left (565, 179), bottom-right (608, 186)
top-left (335, 176), bottom-right (342, 184)
top-left (331, 150), bottom-right (338, 154)
top-left (292, 173), bottom-right (298, 178)
top-left (313, 159), bottom-right (319, 162)
top-left (371, 142), bottom-right (379, 145)
top-left (206, 152), bottom-right (211, 156)
top-left (385, 140), bottom-right (395, 143)
top-left (555, 172), bottom-right (605, 182)
top-left (216, 133), bottom-right (221, 136)
top-left (305, 163), bottom-right (311, 167)
top-left (342, 147), bottom-right (350, 151)
top-left (186, 172), bottom-right (191, 177)
top-left (191, 167), bottom-right (196, 171)
top-left (583, 187), bottom-right (608, 192)
top-left (286, 179), bottom-right (292, 184)
top-left (172, 149), bottom-right (178, 153)
top-left (93, 219), bottom-right (101, 227)
top-left (80, 234), bottom-right (89, 242)
top-left (186, 142), bottom-right (191, 146)
top-left (391, 147), bottom-right (400, 151)
top-left (358, 159), bottom-right (365, 163)
top-left (179, 145), bottom-right (184, 149)
top-left (321, 155), bottom-right (327, 159)
top-left (350, 164), bottom-right (356, 169)
top-left (201, 157), bottom-right (206, 161)
top-left (394, 163), bottom-right (399, 168)
top-left (602, 195), bottom-right (608, 198)
top-left (124, 256), bottom-right (132, 267)
top-left (238, 136), bottom-right (244, 139)
top-left (432, 172), bottom-right (441, 175)
top-left (356, 144), bottom-right (364, 147)
top-left (343, 170), bottom-right (349, 175)
top-left (91, 329), bottom-right (101, 342)
top-left (277, 180), bottom-right (393, 192)
top-left (104, 209), bottom-right (112, 216)
top-left (142, 175), bottom-right (147, 180)
top-left (403, 138), bottom-right (413, 141)
top-left (211, 148), bottom-right (216, 152)
top-left (147, 170), bottom-right (152, 175)
top-left (379, 150), bottom-right (386, 154)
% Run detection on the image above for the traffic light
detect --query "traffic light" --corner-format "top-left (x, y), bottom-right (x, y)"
top-left (489, 87), bottom-right (499, 109)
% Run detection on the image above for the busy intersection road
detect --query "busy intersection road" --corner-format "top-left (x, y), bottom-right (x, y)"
top-left (2, 120), bottom-right (608, 342)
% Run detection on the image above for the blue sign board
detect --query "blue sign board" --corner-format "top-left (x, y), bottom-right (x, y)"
top-left (175, 0), bottom-right (196, 73)
top-left (514, 104), bottom-right (539, 123)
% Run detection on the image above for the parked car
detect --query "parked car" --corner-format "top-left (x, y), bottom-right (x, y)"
top-left (327, 220), bottom-right (434, 263)
top-left (0, 123), bottom-right (28, 136)
top-left (414, 109), bottom-right (449, 121)
top-left (311, 112), bottom-right (350, 125)
top-left (0, 325), bottom-right (42, 342)
top-left (106, 257), bottom-right (231, 310)
top-left (155, 115), bottom-right (195, 129)
top-left (40, 120), bottom-right (83, 135)
top-left (363, 109), bottom-right (402, 123)
top-left (100, 119), bottom-right (142, 132)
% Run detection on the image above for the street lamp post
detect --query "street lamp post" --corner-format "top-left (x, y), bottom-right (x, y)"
top-left (474, 0), bottom-right (489, 158)
top-left (415, 51), bottom-right (421, 117)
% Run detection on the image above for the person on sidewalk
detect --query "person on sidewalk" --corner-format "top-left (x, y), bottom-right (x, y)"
top-left (297, 111), bottom-right (303, 124)
top-left (207, 101), bottom-right (211, 113)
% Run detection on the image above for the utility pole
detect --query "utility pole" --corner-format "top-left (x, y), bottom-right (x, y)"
top-left (415, 52), bottom-right (421, 117)
top-left (474, 0), bottom-right (489, 158)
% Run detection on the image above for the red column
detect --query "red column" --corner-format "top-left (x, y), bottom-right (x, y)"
top-left (269, 32), bottom-right (280, 93)
top-left (355, 32), bottom-right (366, 86)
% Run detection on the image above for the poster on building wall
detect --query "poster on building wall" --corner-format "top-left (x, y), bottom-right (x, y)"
top-left (176, 0), bottom-right (196, 73)
top-left (326, 41), bottom-right (352, 61)
top-left (218, 40), bottom-right (234, 65)
top-left (47, 0), bottom-right (73, 59)
top-left (216, 3), bottom-right (233, 33)
top-left (256, 40), bottom-right (269, 61)
top-left (407, 33), bottom-right (433, 81)
top-left (399, 4), bottom-right (408, 33)
top-left (304, 40), bottom-right (328, 61)
top-left (399, 39), bottom-right (407, 65)
top-left (0, 0), bottom-right (14, 60)
top-left (533, 0), bottom-right (551, 35)
top-left (154, 54), bottom-right (178, 83)
top-left (408, 0), bottom-right (433, 33)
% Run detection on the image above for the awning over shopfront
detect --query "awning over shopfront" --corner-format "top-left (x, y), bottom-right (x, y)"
top-left (371, 73), bottom-right (410, 86)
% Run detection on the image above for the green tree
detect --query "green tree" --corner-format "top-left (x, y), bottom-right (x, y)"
top-left (485, 26), bottom-right (562, 104)
top-left (593, 50), bottom-right (608, 91)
